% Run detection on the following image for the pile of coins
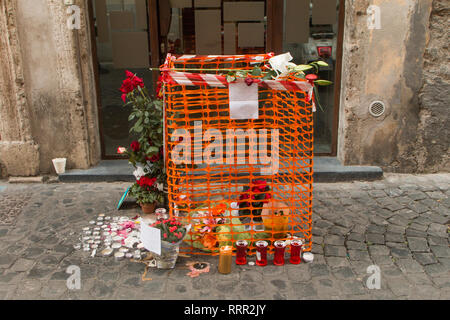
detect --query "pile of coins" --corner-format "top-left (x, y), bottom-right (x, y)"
top-left (75, 214), bottom-right (147, 261)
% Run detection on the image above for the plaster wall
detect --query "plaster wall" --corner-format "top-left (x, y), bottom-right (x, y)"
top-left (338, 0), bottom-right (449, 173)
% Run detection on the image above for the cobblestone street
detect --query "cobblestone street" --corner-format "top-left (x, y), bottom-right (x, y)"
top-left (0, 174), bottom-right (449, 300)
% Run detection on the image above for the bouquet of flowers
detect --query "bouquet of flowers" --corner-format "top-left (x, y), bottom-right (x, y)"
top-left (130, 176), bottom-right (164, 205)
top-left (151, 217), bottom-right (187, 244)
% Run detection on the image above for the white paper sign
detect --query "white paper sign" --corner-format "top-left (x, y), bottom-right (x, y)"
top-left (229, 82), bottom-right (259, 120)
top-left (140, 223), bottom-right (161, 255)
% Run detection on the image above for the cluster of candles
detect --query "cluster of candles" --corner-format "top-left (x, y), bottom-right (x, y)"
top-left (219, 239), bottom-right (310, 274)
top-left (236, 239), bottom-right (305, 266)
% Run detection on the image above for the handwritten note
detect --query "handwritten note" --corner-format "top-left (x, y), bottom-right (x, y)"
top-left (140, 223), bottom-right (161, 255)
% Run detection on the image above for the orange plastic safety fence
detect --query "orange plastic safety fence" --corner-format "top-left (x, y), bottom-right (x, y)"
top-left (163, 54), bottom-right (314, 256)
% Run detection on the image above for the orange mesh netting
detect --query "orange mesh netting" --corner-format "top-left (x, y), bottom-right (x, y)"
top-left (162, 53), bottom-right (314, 256)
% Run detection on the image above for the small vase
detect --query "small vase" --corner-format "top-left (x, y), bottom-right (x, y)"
top-left (140, 202), bottom-right (156, 215)
top-left (155, 240), bottom-right (181, 269)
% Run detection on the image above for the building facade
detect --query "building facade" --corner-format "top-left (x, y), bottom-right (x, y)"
top-left (0, 0), bottom-right (448, 177)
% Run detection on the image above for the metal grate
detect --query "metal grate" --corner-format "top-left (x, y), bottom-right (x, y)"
top-left (369, 101), bottom-right (386, 117)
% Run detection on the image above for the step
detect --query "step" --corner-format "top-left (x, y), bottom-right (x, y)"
top-left (58, 157), bottom-right (383, 183)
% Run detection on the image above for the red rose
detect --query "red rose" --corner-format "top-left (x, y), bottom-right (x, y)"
top-left (125, 70), bottom-right (135, 78)
top-left (245, 77), bottom-right (254, 86)
top-left (120, 78), bottom-right (134, 94)
top-left (130, 141), bottom-right (140, 152)
top-left (149, 153), bottom-right (161, 163)
top-left (131, 76), bottom-right (144, 88)
top-left (137, 176), bottom-right (156, 188)
top-left (121, 94), bottom-right (127, 103)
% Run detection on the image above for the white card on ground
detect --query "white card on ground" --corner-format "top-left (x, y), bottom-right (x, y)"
top-left (140, 223), bottom-right (161, 255)
top-left (229, 82), bottom-right (259, 120)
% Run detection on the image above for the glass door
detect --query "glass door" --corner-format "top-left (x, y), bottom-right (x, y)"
top-left (160, 0), bottom-right (268, 57)
top-left (92, 0), bottom-right (153, 157)
top-left (282, 0), bottom-right (343, 155)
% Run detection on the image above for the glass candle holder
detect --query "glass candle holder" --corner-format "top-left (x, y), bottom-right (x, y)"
top-left (289, 239), bottom-right (303, 264)
top-left (235, 240), bottom-right (248, 265)
top-left (218, 246), bottom-right (233, 274)
top-left (273, 240), bottom-right (286, 266)
top-left (255, 240), bottom-right (268, 266)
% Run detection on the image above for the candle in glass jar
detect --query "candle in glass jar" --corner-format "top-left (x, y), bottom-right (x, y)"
top-left (273, 240), bottom-right (286, 266)
top-left (218, 246), bottom-right (233, 274)
top-left (255, 240), bottom-right (268, 266)
top-left (235, 240), bottom-right (248, 265)
top-left (289, 239), bottom-right (303, 264)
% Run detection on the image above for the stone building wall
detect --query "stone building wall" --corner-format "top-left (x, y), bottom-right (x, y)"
top-left (0, 0), bottom-right (101, 176)
top-left (338, 0), bottom-right (449, 173)
top-left (0, 0), bottom-right (448, 177)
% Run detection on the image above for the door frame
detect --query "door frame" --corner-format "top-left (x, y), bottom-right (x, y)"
top-left (88, 0), bottom-right (344, 159)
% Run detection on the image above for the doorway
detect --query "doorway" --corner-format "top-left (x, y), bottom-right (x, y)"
top-left (89, 0), bottom-right (344, 158)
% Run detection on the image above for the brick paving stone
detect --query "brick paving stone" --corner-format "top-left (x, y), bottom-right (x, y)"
top-left (414, 253), bottom-right (438, 266)
top-left (426, 191), bottom-right (446, 200)
top-left (427, 223), bottom-right (448, 237)
top-left (388, 215), bottom-right (410, 227)
top-left (407, 202), bottom-right (429, 214)
top-left (346, 240), bottom-right (366, 250)
top-left (348, 250), bottom-right (371, 262)
top-left (407, 237), bottom-right (430, 252)
top-left (366, 233), bottom-right (385, 245)
top-left (390, 247), bottom-right (413, 259)
top-left (367, 224), bottom-right (386, 234)
top-left (405, 191), bottom-right (428, 201)
top-left (406, 228), bottom-right (428, 238)
top-left (347, 232), bottom-right (365, 242)
top-left (423, 263), bottom-right (448, 276)
top-left (430, 245), bottom-right (450, 258)
top-left (10, 258), bottom-right (35, 272)
top-left (368, 245), bottom-right (390, 256)
top-left (324, 235), bottom-right (345, 246)
top-left (324, 245), bottom-right (347, 257)
top-left (395, 258), bottom-right (425, 274)
top-left (324, 257), bottom-right (350, 269)
top-left (385, 232), bottom-right (405, 243)
top-left (428, 236), bottom-right (449, 246)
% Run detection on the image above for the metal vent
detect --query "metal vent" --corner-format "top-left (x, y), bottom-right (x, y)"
top-left (369, 101), bottom-right (386, 117)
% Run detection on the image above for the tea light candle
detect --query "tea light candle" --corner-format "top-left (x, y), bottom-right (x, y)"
top-left (119, 247), bottom-right (129, 253)
top-left (114, 252), bottom-right (124, 261)
top-left (101, 248), bottom-right (113, 257)
top-left (302, 252), bottom-right (314, 263)
top-left (112, 242), bottom-right (121, 249)
top-left (89, 220), bottom-right (95, 225)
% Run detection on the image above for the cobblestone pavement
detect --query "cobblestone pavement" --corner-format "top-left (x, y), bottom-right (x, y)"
top-left (0, 174), bottom-right (449, 300)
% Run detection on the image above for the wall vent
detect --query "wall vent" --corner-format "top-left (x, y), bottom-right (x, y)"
top-left (369, 101), bottom-right (386, 117)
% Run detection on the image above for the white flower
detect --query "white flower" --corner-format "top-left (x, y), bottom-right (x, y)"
top-left (133, 166), bottom-right (146, 180)
top-left (269, 52), bottom-right (294, 76)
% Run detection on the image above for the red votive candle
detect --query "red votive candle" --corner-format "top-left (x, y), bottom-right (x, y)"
top-left (289, 239), bottom-right (303, 264)
top-left (273, 240), bottom-right (286, 266)
top-left (255, 240), bottom-right (268, 266)
top-left (235, 240), bottom-right (248, 265)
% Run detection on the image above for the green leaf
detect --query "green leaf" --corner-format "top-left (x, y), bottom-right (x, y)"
top-left (251, 67), bottom-right (262, 76)
top-left (294, 65), bottom-right (313, 72)
top-left (315, 80), bottom-right (333, 86)
top-left (316, 61), bottom-right (329, 67)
